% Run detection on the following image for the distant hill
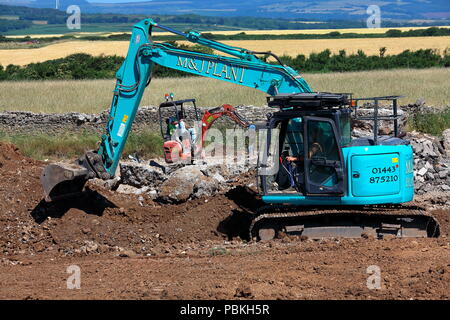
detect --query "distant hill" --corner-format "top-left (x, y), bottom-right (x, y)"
top-left (0, 1), bottom-right (448, 35)
top-left (0, 1), bottom-right (85, 9)
top-left (11, 0), bottom-right (450, 20)
top-left (0, 4), bottom-right (67, 22)
top-left (0, 3), bottom-right (370, 34)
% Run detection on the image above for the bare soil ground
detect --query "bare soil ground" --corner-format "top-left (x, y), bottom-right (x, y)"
top-left (0, 142), bottom-right (448, 300)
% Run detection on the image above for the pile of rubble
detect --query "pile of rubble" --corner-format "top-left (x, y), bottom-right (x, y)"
top-left (96, 128), bottom-right (449, 202)
top-left (408, 130), bottom-right (450, 194)
top-left (91, 158), bottom-right (256, 204)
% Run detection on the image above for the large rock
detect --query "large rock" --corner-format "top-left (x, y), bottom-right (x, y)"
top-left (89, 177), bottom-right (121, 190)
top-left (116, 184), bottom-right (141, 195)
top-left (158, 166), bottom-right (218, 203)
top-left (194, 176), bottom-right (219, 198)
top-left (422, 140), bottom-right (438, 158)
top-left (158, 166), bottom-right (203, 203)
top-left (120, 162), bottom-right (166, 189)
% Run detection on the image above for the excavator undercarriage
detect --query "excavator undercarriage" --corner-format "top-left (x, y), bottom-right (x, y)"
top-left (250, 205), bottom-right (440, 241)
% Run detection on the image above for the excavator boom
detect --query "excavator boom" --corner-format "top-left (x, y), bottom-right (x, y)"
top-left (42, 18), bottom-right (312, 201)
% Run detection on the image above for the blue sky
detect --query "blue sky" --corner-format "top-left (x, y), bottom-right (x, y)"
top-left (87, 0), bottom-right (151, 2)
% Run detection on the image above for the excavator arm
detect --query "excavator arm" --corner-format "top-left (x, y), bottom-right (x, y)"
top-left (201, 104), bottom-right (251, 146)
top-left (41, 18), bottom-right (313, 201)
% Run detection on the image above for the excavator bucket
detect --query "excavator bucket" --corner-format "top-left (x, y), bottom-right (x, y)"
top-left (41, 162), bottom-right (90, 202)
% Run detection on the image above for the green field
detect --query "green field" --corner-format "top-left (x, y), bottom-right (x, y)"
top-left (0, 129), bottom-right (164, 160)
top-left (0, 68), bottom-right (448, 114)
top-left (0, 15), bottom-right (19, 20)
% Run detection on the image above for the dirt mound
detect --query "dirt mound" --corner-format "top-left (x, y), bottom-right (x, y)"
top-left (0, 142), bottom-right (256, 256)
top-left (0, 143), bottom-right (33, 168)
top-left (0, 140), bottom-right (448, 257)
top-left (27, 187), bottom-right (250, 256)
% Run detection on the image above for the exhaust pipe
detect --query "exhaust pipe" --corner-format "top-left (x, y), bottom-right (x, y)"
top-left (41, 151), bottom-right (109, 202)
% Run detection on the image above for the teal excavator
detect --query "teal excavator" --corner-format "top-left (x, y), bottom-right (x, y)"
top-left (41, 19), bottom-right (439, 240)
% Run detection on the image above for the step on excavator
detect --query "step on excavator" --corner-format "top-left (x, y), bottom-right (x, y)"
top-left (158, 94), bottom-right (252, 163)
top-left (41, 18), bottom-right (440, 240)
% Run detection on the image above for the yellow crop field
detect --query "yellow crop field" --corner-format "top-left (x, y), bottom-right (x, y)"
top-left (5, 32), bottom-right (117, 39)
top-left (0, 41), bottom-right (130, 66)
top-left (172, 26), bottom-right (450, 35)
top-left (1, 36), bottom-right (449, 66)
top-left (5, 34), bottom-right (72, 38)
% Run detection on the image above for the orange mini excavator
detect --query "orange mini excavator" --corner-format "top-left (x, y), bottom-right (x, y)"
top-left (158, 95), bottom-right (252, 163)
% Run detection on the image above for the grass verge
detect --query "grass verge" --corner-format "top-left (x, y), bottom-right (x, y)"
top-left (408, 108), bottom-right (450, 136)
top-left (0, 129), bottom-right (164, 160)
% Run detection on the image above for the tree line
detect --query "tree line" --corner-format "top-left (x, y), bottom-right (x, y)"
top-left (279, 48), bottom-right (449, 72)
top-left (0, 48), bottom-right (448, 81)
top-left (193, 27), bottom-right (450, 41)
top-left (1, 27), bottom-right (449, 44)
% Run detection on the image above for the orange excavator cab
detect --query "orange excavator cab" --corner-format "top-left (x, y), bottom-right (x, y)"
top-left (158, 97), bottom-right (200, 163)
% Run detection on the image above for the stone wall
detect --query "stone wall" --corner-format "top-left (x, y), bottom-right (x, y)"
top-left (0, 105), bottom-right (274, 134)
top-left (2, 103), bottom-right (446, 135)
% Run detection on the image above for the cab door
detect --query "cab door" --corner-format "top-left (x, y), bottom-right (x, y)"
top-left (303, 117), bottom-right (345, 195)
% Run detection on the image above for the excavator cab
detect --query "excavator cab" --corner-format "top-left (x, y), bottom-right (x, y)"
top-left (158, 97), bottom-right (200, 163)
top-left (260, 93), bottom-right (350, 197)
